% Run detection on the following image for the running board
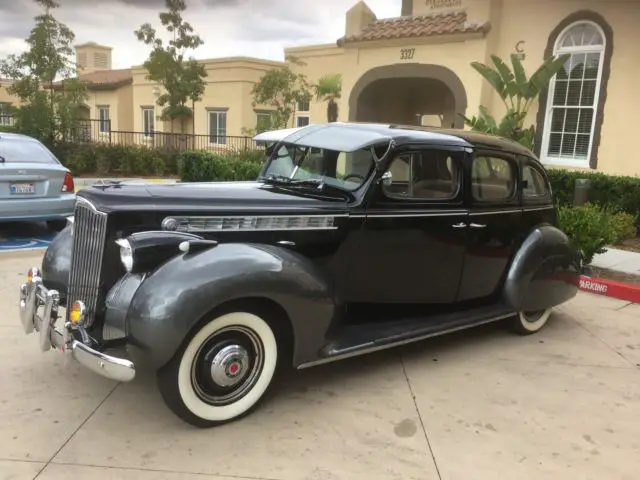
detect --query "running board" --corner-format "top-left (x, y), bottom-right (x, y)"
top-left (297, 305), bottom-right (515, 369)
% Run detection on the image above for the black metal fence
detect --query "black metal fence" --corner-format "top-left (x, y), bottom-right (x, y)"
top-left (0, 115), bottom-right (259, 151)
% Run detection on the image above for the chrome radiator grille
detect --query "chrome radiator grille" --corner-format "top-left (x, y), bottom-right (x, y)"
top-left (66, 197), bottom-right (108, 327)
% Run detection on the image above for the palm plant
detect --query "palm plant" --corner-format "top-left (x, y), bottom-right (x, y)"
top-left (314, 73), bottom-right (342, 123)
top-left (462, 53), bottom-right (570, 149)
top-left (469, 53), bottom-right (570, 129)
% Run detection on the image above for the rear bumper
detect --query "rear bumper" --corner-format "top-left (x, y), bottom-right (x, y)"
top-left (18, 267), bottom-right (136, 383)
top-left (0, 194), bottom-right (75, 221)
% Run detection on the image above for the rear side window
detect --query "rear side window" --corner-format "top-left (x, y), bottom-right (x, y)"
top-left (522, 164), bottom-right (550, 200)
top-left (383, 149), bottom-right (461, 200)
top-left (471, 155), bottom-right (516, 201)
top-left (0, 138), bottom-right (59, 164)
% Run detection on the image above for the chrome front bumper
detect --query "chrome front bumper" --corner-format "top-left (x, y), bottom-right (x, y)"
top-left (19, 267), bottom-right (135, 383)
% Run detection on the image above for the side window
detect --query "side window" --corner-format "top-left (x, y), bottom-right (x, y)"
top-left (522, 164), bottom-right (550, 200)
top-left (383, 149), bottom-right (460, 200)
top-left (471, 155), bottom-right (516, 201)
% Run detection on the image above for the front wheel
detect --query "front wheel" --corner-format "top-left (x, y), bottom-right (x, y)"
top-left (157, 311), bottom-right (278, 428)
top-left (509, 308), bottom-right (553, 335)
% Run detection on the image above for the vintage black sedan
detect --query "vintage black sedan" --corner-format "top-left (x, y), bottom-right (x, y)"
top-left (19, 122), bottom-right (580, 427)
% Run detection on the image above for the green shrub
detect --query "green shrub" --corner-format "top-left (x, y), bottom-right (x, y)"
top-left (609, 211), bottom-right (637, 244)
top-left (546, 169), bottom-right (640, 217)
top-left (558, 203), bottom-right (616, 265)
top-left (178, 150), bottom-right (263, 182)
top-left (48, 141), bottom-right (182, 177)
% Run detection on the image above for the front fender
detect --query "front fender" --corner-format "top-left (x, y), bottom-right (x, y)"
top-left (41, 224), bottom-right (73, 301)
top-left (503, 225), bottom-right (580, 311)
top-left (125, 242), bottom-right (336, 370)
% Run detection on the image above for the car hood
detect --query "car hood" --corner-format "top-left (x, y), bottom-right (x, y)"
top-left (76, 180), bottom-right (349, 214)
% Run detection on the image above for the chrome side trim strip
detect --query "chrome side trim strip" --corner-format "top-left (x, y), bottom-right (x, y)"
top-left (470, 209), bottom-right (521, 216)
top-left (523, 205), bottom-right (554, 212)
top-left (164, 214), bottom-right (346, 233)
top-left (296, 312), bottom-right (515, 369)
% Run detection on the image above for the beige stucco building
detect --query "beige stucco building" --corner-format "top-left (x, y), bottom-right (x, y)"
top-left (1, 0), bottom-right (638, 176)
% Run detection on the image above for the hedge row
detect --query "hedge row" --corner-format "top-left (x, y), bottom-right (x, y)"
top-left (44, 141), bottom-right (265, 181)
top-left (547, 169), bottom-right (640, 217)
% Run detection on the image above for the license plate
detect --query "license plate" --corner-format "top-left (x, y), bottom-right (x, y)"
top-left (10, 183), bottom-right (35, 194)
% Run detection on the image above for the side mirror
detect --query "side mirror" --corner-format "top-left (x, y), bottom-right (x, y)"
top-left (380, 171), bottom-right (393, 186)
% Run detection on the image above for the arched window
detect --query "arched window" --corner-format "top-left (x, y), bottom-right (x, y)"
top-left (540, 21), bottom-right (606, 167)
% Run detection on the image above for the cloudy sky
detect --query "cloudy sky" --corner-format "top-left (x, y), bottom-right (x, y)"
top-left (0, 0), bottom-right (402, 69)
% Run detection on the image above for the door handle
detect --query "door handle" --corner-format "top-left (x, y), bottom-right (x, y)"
top-left (451, 222), bottom-right (467, 228)
top-left (470, 223), bottom-right (486, 228)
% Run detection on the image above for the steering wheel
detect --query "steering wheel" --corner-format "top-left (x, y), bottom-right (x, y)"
top-left (343, 173), bottom-right (365, 183)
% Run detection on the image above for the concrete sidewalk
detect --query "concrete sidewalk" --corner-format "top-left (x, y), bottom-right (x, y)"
top-left (592, 247), bottom-right (640, 276)
top-left (2, 251), bottom-right (640, 479)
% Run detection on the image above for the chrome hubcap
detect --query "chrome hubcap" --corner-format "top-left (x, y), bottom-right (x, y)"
top-left (210, 344), bottom-right (250, 387)
top-left (191, 325), bottom-right (265, 406)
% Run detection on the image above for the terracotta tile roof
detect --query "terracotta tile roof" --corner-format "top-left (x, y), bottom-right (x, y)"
top-left (50, 68), bottom-right (132, 90)
top-left (337, 11), bottom-right (490, 45)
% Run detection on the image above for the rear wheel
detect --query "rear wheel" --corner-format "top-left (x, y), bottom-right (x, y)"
top-left (509, 308), bottom-right (553, 335)
top-left (46, 220), bottom-right (67, 232)
top-left (157, 311), bottom-right (278, 428)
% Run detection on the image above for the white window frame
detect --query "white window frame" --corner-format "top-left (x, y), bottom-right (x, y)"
top-left (295, 100), bottom-right (310, 128)
top-left (296, 116), bottom-right (310, 128)
top-left (142, 107), bottom-right (155, 138)
top-left (256, 112), bottom-right (272, 132)
top-left (540, 20), bottom-right (606, 168)
top-left (0, 103), bottom-right (11, 125)
top-left (98, 106), bottom-right (110, 134)
top-left (208, 110), bottom-right (227, 145)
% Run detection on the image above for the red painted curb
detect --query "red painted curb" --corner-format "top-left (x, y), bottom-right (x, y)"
top-left (579, 275), bottom-right (640, 303)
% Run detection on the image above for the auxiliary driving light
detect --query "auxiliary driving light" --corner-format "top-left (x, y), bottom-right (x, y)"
top-left (27, 267), bottom-right (40, 282)
top-left (69, 300), bottom-right (86, 325)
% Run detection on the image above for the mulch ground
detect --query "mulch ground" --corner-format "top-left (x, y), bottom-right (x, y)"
top-left (612, 236), bottom-right (640, 254)
top-left (587, 266), bottom-right (640, 285)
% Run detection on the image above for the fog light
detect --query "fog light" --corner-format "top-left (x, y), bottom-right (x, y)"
top-left (69, 300), bottom-right (86, 325)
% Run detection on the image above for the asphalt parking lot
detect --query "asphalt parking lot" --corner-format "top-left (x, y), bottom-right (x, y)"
top-left (0, 222), bottom-right (56, 253)
top-left (1, 250), bottom-right (639, 480)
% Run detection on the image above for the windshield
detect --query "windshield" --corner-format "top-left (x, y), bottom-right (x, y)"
top-left (261, 142), bottom-right (382, 191)
top-left (0, 138), bottom-right (59, 164)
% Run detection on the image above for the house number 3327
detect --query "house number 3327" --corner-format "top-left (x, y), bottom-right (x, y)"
top-left (400, 48), bottom-right (415, 60)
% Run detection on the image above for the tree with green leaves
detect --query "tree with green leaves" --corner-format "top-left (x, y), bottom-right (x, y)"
top-left (135, 0), bottom-right (207, 141)
top-left (251, 56), bottom-right (312, 129)
top-left (0, 0), bottom-right (87, 144)
top-left (314, 73), bottom-right (341, 123)
top-left (462, 53), bottom-right (569, 149)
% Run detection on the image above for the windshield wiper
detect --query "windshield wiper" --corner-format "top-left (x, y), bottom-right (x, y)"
top-left (262, 174), bottom-right (324, 189)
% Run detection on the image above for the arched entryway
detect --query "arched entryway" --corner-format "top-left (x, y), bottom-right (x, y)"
top-left (349, 64), bottom-right (468, 129)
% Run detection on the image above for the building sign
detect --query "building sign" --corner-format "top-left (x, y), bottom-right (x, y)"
top-left (513, 40), bottom-right (526, 61)
top-left (426, 0), bottom-right (463, 11)
top-left (400, 48), bottom-right (416, 60)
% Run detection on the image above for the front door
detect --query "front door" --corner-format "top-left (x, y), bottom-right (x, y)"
top-left (456, 149), bottom-right (522, 302)
top-left (351, 146), bottom-right (469, 305)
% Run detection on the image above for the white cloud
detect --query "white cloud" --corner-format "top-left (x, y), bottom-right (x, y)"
top-left (0, 0), bottom-right (402, 69)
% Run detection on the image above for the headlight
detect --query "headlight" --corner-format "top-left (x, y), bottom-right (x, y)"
top-left (115, 239), bottom-right (133, 272)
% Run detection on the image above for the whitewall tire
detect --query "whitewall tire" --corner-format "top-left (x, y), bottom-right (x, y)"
top-left (157, 311), bottom-right (278, 427)
top-left (510, 308), bottom-right (553, 335)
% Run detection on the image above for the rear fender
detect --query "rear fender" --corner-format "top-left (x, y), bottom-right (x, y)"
top-left (125, 242), bottom-right (336, 370)
top-left (502, 225), bottom-right (580, 311)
